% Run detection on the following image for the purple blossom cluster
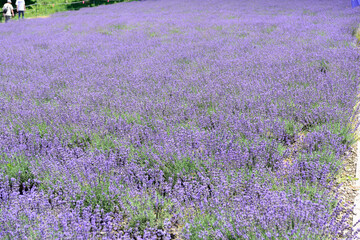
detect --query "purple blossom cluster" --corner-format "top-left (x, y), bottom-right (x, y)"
top-left (0, 0), bottom-right (360, 238)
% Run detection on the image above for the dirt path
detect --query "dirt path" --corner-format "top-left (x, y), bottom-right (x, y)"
top-left (353, 143), bottom-right (360, 235)
top-left (27, 16), bottom-right (50, 19)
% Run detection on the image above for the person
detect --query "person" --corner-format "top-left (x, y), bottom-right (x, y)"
top-left (15, 0), bottom-right (25, 19)
top-left (2, 0), bottom-right (14, 23)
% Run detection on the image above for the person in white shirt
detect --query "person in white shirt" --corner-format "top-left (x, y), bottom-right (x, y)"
top-left (15, 0), bottom-right (25, 19)
top-left (2, 0), bottom-right (14, 23)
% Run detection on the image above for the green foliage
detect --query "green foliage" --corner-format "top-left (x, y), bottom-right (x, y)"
top-left (169, 27), bottom-right (182, 34)
top-left (265, 25), bottom-right (277, 34)
top-left (286, 80), bottom-right (310, 89)
top-left (121, 112), bottom-right (143, 125)
top-left (0, 154), bottom-right (36, 193)
top-left (283, 119), bottom-right (298, 136)
top-left (68, 131), bottom-right (91, 150)
top-left (68, 130), bottom-right (120, 152)
top-left (12, 123), bottom-right (23, 136)
top-left (288, 182), bottom-right (325, 202)
top-left (304, 120), bottom-right (356, 146)
top-left (8, 118), bottom-right (53, 139)
top-left (126, 192), bottom-right (177, 233)
top-left (0, 208), bottom-right (42, 239)
top-left (187, 212), bottom-right (221, 239)
top-left (130, 145), bottom-right (208, 184)
top-left (207, 103), bottom-right (216, 116)
top-left (148, 31), bottom-right (158, 38)
top-left (162, 156), bottom-right (200, 181)
top-left (319, 59), bottom-right (329, 73)
top-left (215, 25), bottom-right (223, 31)
top-left (112, 24), bottom-right (128, 30)
top-left (185, 198), bottom-right (332, 240)
top-left (328, 121), bottom-right (356, 146)
top-left (90, 134), bottom-right (116, 151)
top-left (35, 122), bottom-right (49, 138)
top-left (79, 178), bottom-right (120, 213)
top-left (176, 57), bottom-right (191, 66)
top-left (277, 143), bottom-right (287, 156)
top-left (73, 180), bottom-right (178, 233)
top-left (302, 9), bottom-right (317, 16)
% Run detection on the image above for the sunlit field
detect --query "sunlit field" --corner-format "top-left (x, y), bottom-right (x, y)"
top-left (0, 0), bottom-right (360, 238)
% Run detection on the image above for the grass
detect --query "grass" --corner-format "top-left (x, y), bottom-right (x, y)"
top-left (0, 0), bottom-right (137, 21)
top-left (126, 192), bottom-right (178, 233)
top-left (129, 144), bottom-right (209, 183)
top-left (72, 177), bottom-right (179, 234)
top-left (265, 25), bottom-right (277, 34)
top-left (76, 176), bottom-right (121, 213)
top-left (0, 154), bottom-right (36, 194)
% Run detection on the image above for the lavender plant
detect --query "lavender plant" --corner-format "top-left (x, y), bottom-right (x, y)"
top-left (0, 0), bottom-right (360, 239)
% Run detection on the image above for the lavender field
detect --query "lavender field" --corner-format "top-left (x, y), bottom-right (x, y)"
top-left (1, 0), bottom-right (360, 239)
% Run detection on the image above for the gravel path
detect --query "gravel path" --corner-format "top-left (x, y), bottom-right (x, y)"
top-left (353, 142), bottom-right (360, 236)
